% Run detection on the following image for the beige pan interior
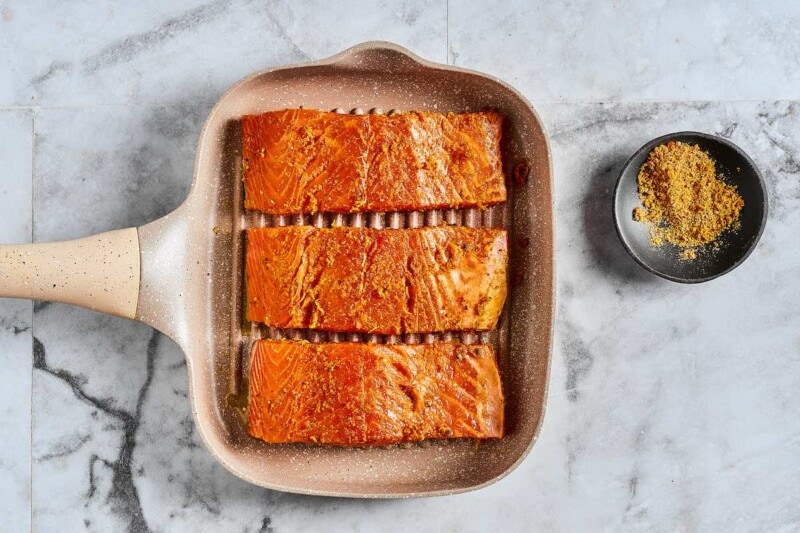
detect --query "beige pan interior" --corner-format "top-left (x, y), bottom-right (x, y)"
top-left (0, 42), bottom-right (553, 497)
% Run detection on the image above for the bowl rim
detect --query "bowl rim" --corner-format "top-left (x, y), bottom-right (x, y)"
top-left (613, 130), bottom-right (768, 284)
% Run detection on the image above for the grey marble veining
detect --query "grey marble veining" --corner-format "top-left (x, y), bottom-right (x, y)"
top-left (1, 1), bottom-right (800, 532)
top-left (449, 0), bottom-right (800, 101)
top-left (33, 105), bottom-right (204, 241)
top-left (0, 110), bottom-right (32, 533)
top-left (542, 101), bottom-right (800, 531)
top-left (0, 0), bottom-right (446, 106)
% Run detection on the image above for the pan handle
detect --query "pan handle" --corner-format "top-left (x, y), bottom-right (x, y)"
top-left (0, 228), bottom-right (140, 319)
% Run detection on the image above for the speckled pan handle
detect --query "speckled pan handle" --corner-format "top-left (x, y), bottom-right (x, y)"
top-left (0, 228), bottom-right (140, 319)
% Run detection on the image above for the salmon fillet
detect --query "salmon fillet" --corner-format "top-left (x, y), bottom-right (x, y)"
top-left (242, 109), bottom-right (368, 214)
top-left (242, 110), bottom-right (505, 215)
top-left (366, 111), bottom-right (506, 211)
top-left (246, 226), bottom-right (507, 334)
top-left (248, 340), bottom-right (504, 445)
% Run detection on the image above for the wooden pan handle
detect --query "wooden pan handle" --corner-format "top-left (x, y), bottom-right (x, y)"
top-left (0, 228), bottom-right (140, 319)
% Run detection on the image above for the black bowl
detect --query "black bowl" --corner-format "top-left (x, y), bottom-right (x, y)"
top-left (613, 131), bottom-right (767, 283)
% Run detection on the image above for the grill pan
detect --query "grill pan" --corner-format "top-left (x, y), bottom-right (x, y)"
top-left (0, 42), bottom-right (553, 497)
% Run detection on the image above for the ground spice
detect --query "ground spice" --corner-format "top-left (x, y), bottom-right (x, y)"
top-left (632, 141), bottom-right (744, 259)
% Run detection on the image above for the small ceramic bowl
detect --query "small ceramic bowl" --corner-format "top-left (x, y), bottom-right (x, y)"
top-left (613, 131), bottom-right (767, 283)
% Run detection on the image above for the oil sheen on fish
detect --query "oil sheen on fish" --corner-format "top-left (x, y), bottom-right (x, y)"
top-left (248, 340), bottom-right (504, 445)
top-left (242, 110), bottom-right (506, 214)
top-left (246, 226), bottom-right (507, 334)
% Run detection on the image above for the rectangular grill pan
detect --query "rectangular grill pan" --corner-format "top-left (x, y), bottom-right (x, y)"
top-left (0, 42), bottom-right (553, 497)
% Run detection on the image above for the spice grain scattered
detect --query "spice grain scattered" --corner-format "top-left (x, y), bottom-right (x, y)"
top-left (634, 141), bottom-right (743, 259)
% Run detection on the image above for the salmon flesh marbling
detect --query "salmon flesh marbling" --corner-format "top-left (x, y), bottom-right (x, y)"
top-left (245, 226), bottom-right (507, 334)
top-left (248, 340), bottom-right (504, 445)
top-left (242, 110), bottom-right (506, 214)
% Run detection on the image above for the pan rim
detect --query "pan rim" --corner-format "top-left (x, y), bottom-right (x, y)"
top-left (180, 40), bottom-right (556, 498)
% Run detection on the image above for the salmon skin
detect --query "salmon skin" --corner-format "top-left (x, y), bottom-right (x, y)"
top-left (248, 340), bottom-right (504, 445)
top-left (246, 226), bottom-right (507, 334)
top-left (242, 109), bottom-right (506, 215)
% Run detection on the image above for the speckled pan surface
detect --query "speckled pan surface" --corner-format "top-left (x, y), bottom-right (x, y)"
top-left (135, 42), bottom-right (554, 498)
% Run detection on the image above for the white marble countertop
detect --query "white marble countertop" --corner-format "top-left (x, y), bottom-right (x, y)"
top-left (1, 1), bottom-right (799, 531)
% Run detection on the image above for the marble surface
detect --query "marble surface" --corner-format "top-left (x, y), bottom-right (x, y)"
top-left (1, 1), bottom-right (799, 531)
top-left (0, 110), bottom-right (33, 533)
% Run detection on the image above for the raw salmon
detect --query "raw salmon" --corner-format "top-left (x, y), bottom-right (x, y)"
top-left (242, 110), bottom-right (505, 214)
top-left (366, 111), bottom-right (506, 211)
top-left (248, 340), bottom-right (504, 445)
top-left (246, 226), bottom-right (507, 334)
top-left (242, 110), bottom-right (368, 214)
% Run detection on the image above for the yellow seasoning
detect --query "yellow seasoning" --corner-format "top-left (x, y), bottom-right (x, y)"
top-left (633, 141), bottom-right (744, 260)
